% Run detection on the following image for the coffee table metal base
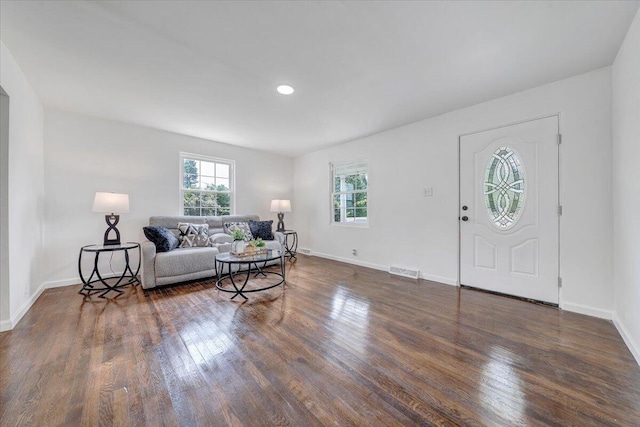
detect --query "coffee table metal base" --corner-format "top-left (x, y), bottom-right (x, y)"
top-left (215, 256), bottom-right (285, 300)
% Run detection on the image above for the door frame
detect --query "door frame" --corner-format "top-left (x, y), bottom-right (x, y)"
top-left (457, 113), bottom-right (561, 304)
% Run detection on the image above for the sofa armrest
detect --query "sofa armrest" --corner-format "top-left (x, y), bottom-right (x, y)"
top-left (273, 231), bottom-right (285, 246)
top-left (141, 240), bottom-right (157, 289)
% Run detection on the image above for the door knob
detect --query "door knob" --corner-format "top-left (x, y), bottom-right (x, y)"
top-left (462, 205), bottom-right (468, 211)
top-left (461, 216), bottom-right (469, 221)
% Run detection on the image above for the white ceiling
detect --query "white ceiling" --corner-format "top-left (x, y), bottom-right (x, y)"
top-left (1, 1), bottom-right (638, 157)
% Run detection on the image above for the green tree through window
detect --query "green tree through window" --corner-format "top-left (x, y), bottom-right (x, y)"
top-left (180, 154), bottom-right (234, 216)
top-left (332, 161), bottom-right (368, 224)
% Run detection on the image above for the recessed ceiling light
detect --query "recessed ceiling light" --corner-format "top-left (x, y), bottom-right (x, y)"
top-left (276, 85), bottom-right (294, 95)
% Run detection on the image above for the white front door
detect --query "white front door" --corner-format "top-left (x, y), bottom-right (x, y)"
top-left (460, 116), bottom-right (559, 304)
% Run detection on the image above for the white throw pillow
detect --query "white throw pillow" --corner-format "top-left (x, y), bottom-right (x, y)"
top-left (223, 221), bottom-right (254, 241)
top-left (177, 223), bottom-right (209, 248)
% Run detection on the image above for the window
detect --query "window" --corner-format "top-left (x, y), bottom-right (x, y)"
top-left (331, 160), bottom-right (368, 225)
top-left (484, 146), bottom-right (525, 229)
top-left (180, 153), bottom-right (234, 216)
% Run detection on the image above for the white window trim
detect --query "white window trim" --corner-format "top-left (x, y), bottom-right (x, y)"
top-left (179, 152), bottom-right (236, 216)
top-left (330, 159), bottom-right (369, 228)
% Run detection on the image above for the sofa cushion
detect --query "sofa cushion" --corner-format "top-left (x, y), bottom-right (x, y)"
top-left (177, 223), bottom-right (210, 247)
top-left (150, 216), bottom-right (206, 236)
top-left (143, 226), bottom-right (180, 252)
top-left (249, 220), bottom-right (274, 240)
top-left (223, 221), bottom-right (253, 241)
top-left (207, 215), bottom-right (259, 234)
top-left (209, 233), bottom-right (233, 245)
top-left (155, 247), bottom-right (218, 278)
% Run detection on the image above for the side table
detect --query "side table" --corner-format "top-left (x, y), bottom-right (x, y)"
top-left (282, 230), bottom-right (298, 261)
top-left (78, 242), bottom-right (141, 298)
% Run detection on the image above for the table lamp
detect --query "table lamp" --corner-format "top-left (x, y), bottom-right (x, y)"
top-left (93, 192), bottom-right (129, 246)
top-left (270, 199), bottom-right (291, 232)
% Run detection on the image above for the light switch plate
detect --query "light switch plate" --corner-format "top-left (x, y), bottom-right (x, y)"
top-left (423, 187), bottom-right (433, 197)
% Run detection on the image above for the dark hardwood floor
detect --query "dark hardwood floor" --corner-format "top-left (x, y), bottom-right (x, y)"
top-left (1, 256), bottom-right (639, 426)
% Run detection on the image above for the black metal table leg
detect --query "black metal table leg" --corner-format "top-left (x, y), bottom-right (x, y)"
top-left (78, 242), bottom-right (141, 298)
top-left (228, 265), bottom-right (250, 300)
top-left (283, 231), bottom-right (298, 261)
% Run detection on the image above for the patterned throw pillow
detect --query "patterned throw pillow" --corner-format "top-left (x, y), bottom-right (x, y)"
top-left (143, 226), bottom-right (180, 252)
top-left (249, 220), bottom-right (274, 240)
top-left (177, 223), bottom-right (210, 248)
top-left (223, 222), bottom-right (253, 241)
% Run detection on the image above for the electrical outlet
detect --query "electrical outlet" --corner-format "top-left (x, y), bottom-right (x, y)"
top-left (423, 187), bottom-right (433, 197)
top-left (352, 249), bottom-right (358, 256)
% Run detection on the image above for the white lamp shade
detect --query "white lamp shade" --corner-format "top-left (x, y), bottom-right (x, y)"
top-left (92, 192), bottom-right (130, 214)
top-left (270, 199), bottom-right (291, 212)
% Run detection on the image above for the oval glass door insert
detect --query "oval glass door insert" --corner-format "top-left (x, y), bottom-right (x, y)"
top-left (484, 146), bottom-right (526, 229)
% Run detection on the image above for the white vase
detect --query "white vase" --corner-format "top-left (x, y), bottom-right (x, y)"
top-left (232, 240), bottom-right (246, 254)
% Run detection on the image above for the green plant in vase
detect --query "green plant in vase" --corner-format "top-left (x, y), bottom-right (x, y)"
top-left (231, 229), bottom-right (246, 254)
top-left (245, 238), bottom-right (264, 254)
top-left (231, 229), bottom-right (246, 241)
top-left (249, 238), bottom-right (265, 248)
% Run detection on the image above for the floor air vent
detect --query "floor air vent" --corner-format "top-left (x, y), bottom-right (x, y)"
top-left (389, 266), bottom-right (419, 280)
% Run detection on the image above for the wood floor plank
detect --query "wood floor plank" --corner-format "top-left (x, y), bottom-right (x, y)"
top-left (1, 255), bottom-right (639, 426)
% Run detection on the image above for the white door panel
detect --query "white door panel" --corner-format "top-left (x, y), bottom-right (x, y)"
top-left (460, 116), bottom-right (559, 304)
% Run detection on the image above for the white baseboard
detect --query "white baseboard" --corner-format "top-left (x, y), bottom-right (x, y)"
top-left (311, 250), bottom-right (388, 273)
top-left (0, 274), bottom-right (126, 332)
top-left (2, 282), bottom-right (46, 331)
top-left (419, 272), bottom-right (457, 286)
top-left (43, 277), bottom-right (81, 288)
top-left (561, 303), bottom-right (640, 366)
top-left (308, 250), bottom-right (457, 287)
top-left (43, 272), bottom-right (128, 290)
top-left (561, 301), bottom-right (612, 319)
top-left (612, 311), bottom-right (640, 366)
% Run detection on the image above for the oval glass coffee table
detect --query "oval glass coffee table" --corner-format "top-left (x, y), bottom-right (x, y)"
top-left (215, 250), bottom-right (285, 300)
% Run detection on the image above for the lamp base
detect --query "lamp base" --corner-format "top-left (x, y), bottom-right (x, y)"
top-left (276, 212), bottom-right (285, 232)
top-left (103, 237), bottom-right (121, 246)
top-left (103, 214), bottom-right (121, 246)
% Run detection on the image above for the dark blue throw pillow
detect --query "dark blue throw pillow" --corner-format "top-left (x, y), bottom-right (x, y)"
top-left (143, 226), bottom-right (180, 252)
top-left (249, 220), bottom-right (274, 240)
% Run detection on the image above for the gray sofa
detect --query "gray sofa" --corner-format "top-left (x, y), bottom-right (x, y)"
top-left (141, 215), bottom-right (284, 289)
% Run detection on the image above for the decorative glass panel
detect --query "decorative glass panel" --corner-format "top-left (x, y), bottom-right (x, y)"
top-left (484, 146), bottom-right (526, 229)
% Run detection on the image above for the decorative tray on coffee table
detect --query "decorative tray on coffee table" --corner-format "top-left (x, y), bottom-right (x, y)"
top-left (230, 248), bottom-right (269, 258)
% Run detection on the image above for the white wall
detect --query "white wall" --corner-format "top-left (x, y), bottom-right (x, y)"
top-left (0, 91), bottom-right (9, 326)
top-left (43, 109), bottom-right (293, 286)
top-left (294, 67), bottom-right (613, 316)
top-left (612, 10), bottom-right (640, 364)
top-left (0, 41), bottom-right (45, 331)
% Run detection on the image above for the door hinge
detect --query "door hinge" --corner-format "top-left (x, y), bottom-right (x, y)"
top-left (557, 134), bottom-right (562, 145)
top-left (558, 277), bottom-right (563, 288)
top-left (557, 205), bottom-right (563, 216)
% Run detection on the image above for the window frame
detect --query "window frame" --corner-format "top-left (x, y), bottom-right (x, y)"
top-left (179, 152), bottom-right (235, 216)
top-left (330, 160), bottom-right (369, 227)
